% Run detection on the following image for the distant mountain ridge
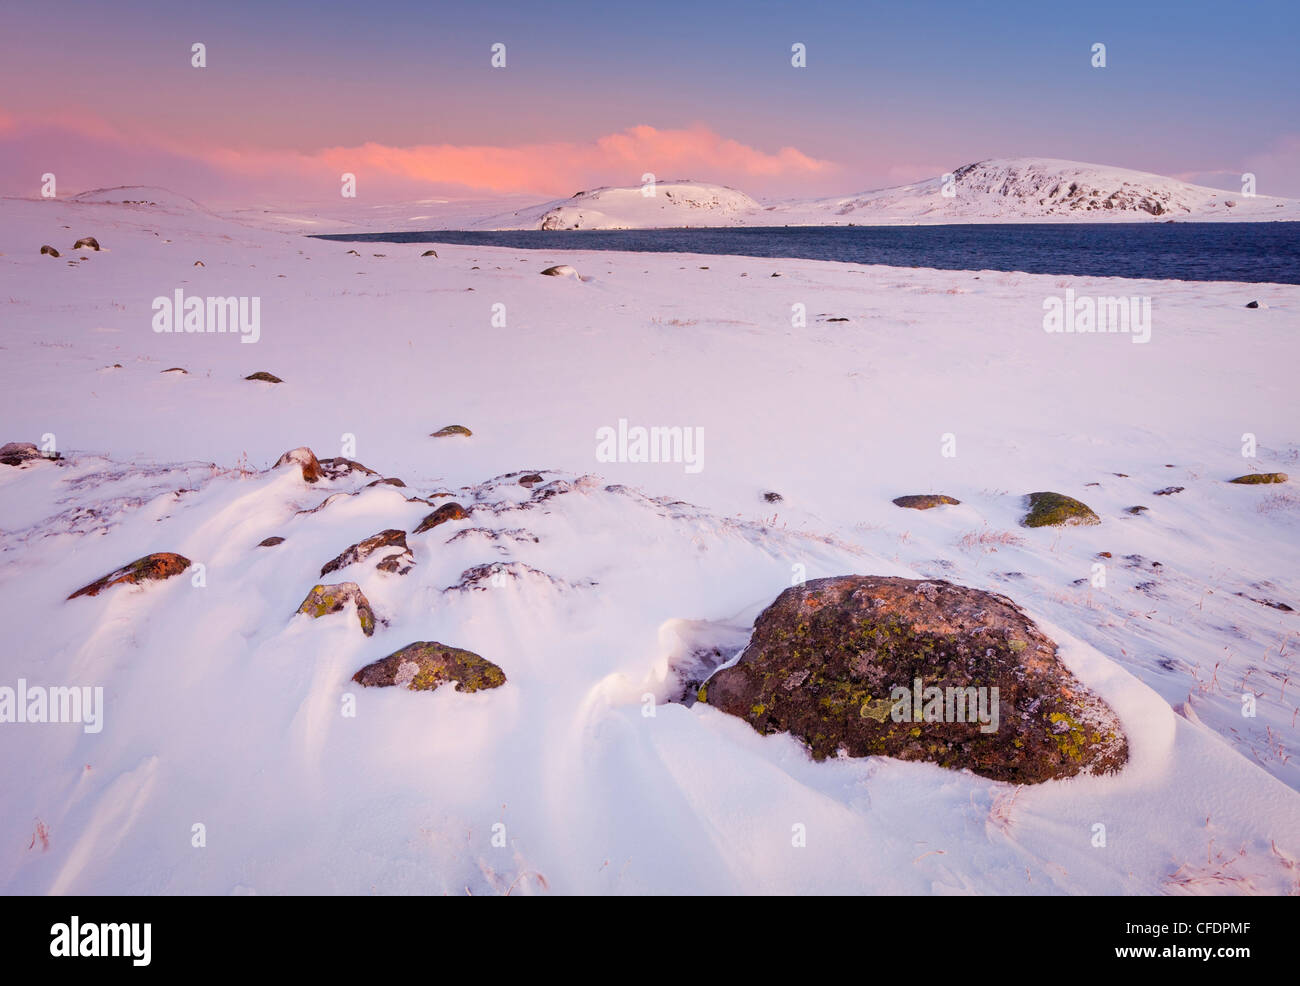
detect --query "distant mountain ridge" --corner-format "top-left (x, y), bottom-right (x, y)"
top-left (478, 158), bottom-right (1300, 229)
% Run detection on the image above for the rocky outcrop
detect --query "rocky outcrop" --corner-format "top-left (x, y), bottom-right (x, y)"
top-left (703, 576), bottom-right (1128, 784)
top-left (274, 447), bottom-right (322, 483)
top-left (68, 553), bottom-right (191, 600)
top-left (296, 582), bottom-right (377, 636)
top-left (320, 529), bottom-right (412, 577)
top-left (1229, 472), bottom-right (1288, 485)
top-left (352, 642), bottom-right (506, 693)
top-left (413, 502), bottom-right (469, 533)
top-left (1020, 492), bottom-right (1100, 528)
top-left (1, 442), bottom-right (60, 466)
top-left (893, 494), bottom-right (960, 510)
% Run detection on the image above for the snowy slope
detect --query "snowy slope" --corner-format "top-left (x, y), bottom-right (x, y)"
top-left (780, 158), bottom-right (1300, 225)
top-left (459, 159), bottom-right (1300, 231)
top-left (481, 180), bottom-right (763, 231)
top-left (1, 191), bottom-right (1299, 894)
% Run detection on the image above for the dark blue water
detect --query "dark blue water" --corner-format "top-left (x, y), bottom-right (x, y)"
top-left (314, 223), bottom-right (1300, 284)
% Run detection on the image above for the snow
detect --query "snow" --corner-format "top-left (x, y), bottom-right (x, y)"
top-left (1, 188), bottom-right (1298, 894)
top-left (466, 159), bottom-right (1300, 230)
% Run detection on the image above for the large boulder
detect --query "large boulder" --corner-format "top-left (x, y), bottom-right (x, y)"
top-left (1020, 491), bottom-right (1100, 528)
top-left (352, 642), bottom-right (505, 693)
top-left (68, 552), bottom-right (191, 599)
top-left (703, 576), bottom-right (1127, 784)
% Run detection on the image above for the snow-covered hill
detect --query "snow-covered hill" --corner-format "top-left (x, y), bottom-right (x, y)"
top-left (467, 159), bottom-right (1300, 230)
top-left (481, 181), bottom-right (764, 230)
top-left (782, 158), bottom-right (1300, 225)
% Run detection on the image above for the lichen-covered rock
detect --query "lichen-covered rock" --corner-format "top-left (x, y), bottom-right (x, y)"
top-left (413, 502), bottom-right (469, 533)
top-left (1229, 472), bottom-right (1288, 485)
top-left (320, 529), bottom-right (412, 577)
top-left (431, 425), bottom-right (472, 438)
top-left (273, 446), bottom-right (322, 483)
top-left (352, 641), bottom-right (506, 693)
top-left (1020, 492), bottom-right (1100, 528)
top-left (68, 552), bottom-right (191, 600)
top-left (245, 371), bottom-right (283, 383)
top-left (893, 494), bottom-right (960, 510)
top-left (703, 575), bottom-right (1128, 784)
top-left (296, 582), bottom-right (377, 636)
top-left (73, 236), bottom-right (101, 251)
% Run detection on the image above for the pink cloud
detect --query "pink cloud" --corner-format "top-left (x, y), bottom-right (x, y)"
top-left (0, 107), bottom-right (837, 203)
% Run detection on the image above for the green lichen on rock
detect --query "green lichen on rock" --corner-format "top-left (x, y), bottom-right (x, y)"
top-left (352, 641), bottom-right (506, 694)
top-left (1021, 491), bottom-right (1100, 528)
top-left (68, 552), bottom-right (191, 599)
top-left (296, 582), bottom-right (377, 636)
top-left (703, 575), bottom-right (1128, 784)
top-left (1228, 472), bottom-right (1288, 485)
top-left (431, 425), bottom-right (472, 438)
top-left (892, 494), bottom-right (961, 510)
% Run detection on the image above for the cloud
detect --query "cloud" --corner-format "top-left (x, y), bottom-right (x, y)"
top-left (0, 109), bottom-right (837, 204)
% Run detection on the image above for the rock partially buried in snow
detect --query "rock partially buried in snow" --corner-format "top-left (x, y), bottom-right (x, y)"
top-left (352, 641), bottom-right (506, 693)
top-left (1, 441), bottom-right (59, 466)
top-left (318, 456), bottom-right (378, 480)
top-left (245, 371), bottom-right (282, 383)
top-left (1229, 472), bottom-right (1288, 485)
top-left (258, 536), bottom-right (285, 547)
top-left (320, 529), bottom-right (413, 577)
top-left (68, 552), bottom-right (191, 600)
top-left (1020, 491), bottom-right (1100, 528)
top-left (413, 502), bottom-right (469, 533)
top-left (893, 494), bottom-right (961, 510)
top-left (296, 582), bottom-right (377, 637)
top-left (518, 473), bottom-right (544, 489)
top-left (703, 576), bottom-right (1128, 783)
top-left (420, 249), bottom-right (438, 258)
top-left (431, 425), bottom-right (472, 438)
top-left (273, 446), bottom-right (323, 483)
top-left (540, 264), bottom-right (580, 278)
top-left (72, 236), bottom-right (101, 251)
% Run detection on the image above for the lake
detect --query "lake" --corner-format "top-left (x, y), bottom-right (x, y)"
top-left (314, 222), bottom-right (1300, 284)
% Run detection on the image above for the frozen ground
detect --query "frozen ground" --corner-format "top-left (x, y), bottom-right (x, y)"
top-left (1, 190), bottom-right (1298, 894)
